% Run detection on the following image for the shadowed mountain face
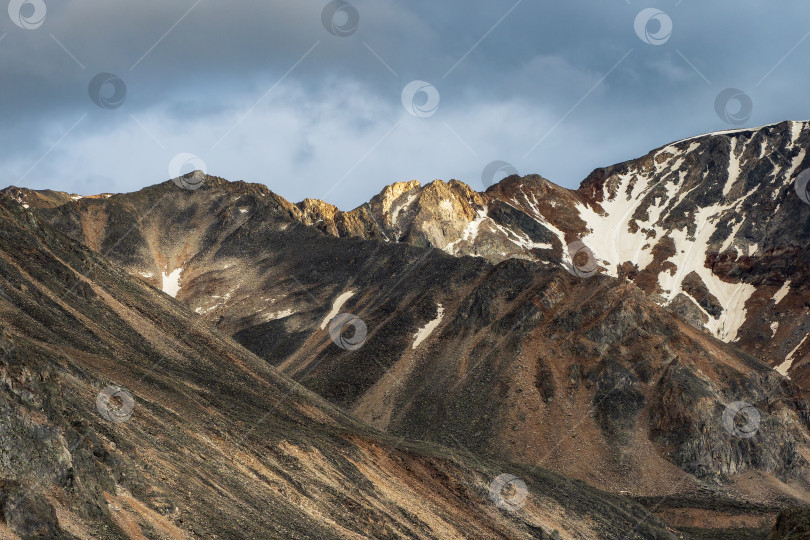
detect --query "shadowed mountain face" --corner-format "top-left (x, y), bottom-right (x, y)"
top-left (6, 120), bottom-right (810, 536)
top-left (0, 196), bottom-right (685, 538)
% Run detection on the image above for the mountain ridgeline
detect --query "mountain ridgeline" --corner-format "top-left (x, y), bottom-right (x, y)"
top-left (4, 119), bottom-right (810, 538)
top-left (0, 178), bottom-right (680, 538)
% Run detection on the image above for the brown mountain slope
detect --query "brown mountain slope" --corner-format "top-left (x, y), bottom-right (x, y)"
top-left (16, 174), bottom-right (810, 535)
top-left (0, 195), bottom-right (683, 538)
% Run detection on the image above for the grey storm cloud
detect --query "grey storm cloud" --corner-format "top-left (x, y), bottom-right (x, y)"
top-left (2, 0), bottom-right (810, 208)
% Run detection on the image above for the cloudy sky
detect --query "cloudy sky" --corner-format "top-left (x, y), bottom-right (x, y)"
top-left (2, 1), bottom-right (809, 208)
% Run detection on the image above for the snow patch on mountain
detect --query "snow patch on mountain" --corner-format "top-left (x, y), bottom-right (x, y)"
top-left (493, 189), bottom-right (571, 265)
top-left (161, 268), bottom-right (183, 298)
top-left (490, 220), bottom-right (553, 253)
top-left (672, 124), bottom-right (772, 145)
top-left (439, 199), bottom-right (454, 216)
top-left (720, 218), bottom-right (744, 253)
top-left (777, 334), bottom-right (808, 377)
top-left (788, 149), bottom-right (807, 182)
top-left (263, 308), bottom-right (294, 321)
top-left (412, 304), bottom-right (444, 349)
top-left (445, 210), bottom-right (487, 254)
top-left (573, 161), bottom-right (760, 341)
top-left (773, 281), bottom-right (792, 305)
top-left (659, 203), bottom-right (755, 341)
top-left (577, 172), bottom-right (655, 276)
top-left (391, 192), bottom-right (418, 229)
top-left (515, 190), bottom-right (570, 263)
top-left (791, 120), bottom-right (804, 144)
top-left (320, 291), bottom-right (355, 330)
top-left (723, 139), bottom-right (741, 197)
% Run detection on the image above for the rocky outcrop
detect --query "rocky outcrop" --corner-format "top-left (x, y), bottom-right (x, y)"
top-left (1, 186), bottom-right (77, 209)
top-left (650, 359), bottom-right (808, 479)
top-left (296, 177), bottom-right (564, 263)
top-left (766, 507), bottom-right (810, 539)
top-left (681, 272), bottom-right (723, 318)
top-left (1, 484), bottom-right (67, 539)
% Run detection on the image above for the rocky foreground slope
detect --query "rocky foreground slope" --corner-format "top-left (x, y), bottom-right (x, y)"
top-left (0, 190), bottom-right (692, 538)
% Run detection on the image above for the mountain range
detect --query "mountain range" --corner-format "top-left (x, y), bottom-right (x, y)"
top-left (4, 119), bottom-right (810, 538)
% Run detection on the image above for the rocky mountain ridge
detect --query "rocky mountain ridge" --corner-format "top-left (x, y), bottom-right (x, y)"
top-left (5, 119), bottom-right (810, 537)
top-left (281, 120), bottom-right (810, 388)
top-left (0, 187), bottom-right (687, 538)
